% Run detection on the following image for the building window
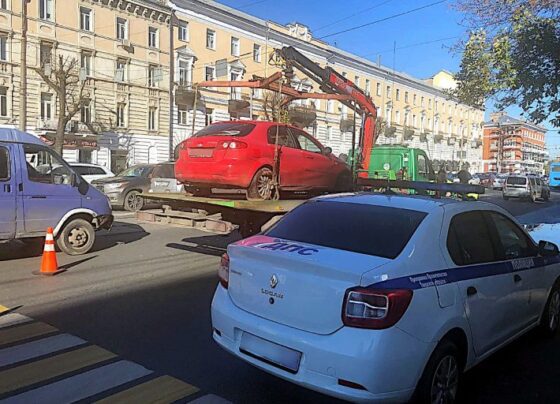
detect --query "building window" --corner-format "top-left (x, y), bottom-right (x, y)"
top-left (435, 101), bottom-right (438, 112)
top-left (80, 7), bottom-right (92, 32)
top-left (178, 105), bottom-right (187, 125)
top-left (386, 85), bottom-right (391, 98)
top-left (40, 93), bottom-right (52, 120)
top-left (80, 100), bottom-right (91, 124)
top-left (148, 65), bottom-right (160, 87)
top-left (354, 76), bottom-right (360, 87)
top-left (115, 58), bottom-right (127, 82)
top-left (376, 83), bottom-right (381, 96)
top-left (205, 66), bottom-right (215, 81)
top-left (116, 17), bottom-right (128, 40)
top-left (40, 42), bottom-right (52, 66)
top-left (148, 27), bottom-right (158, 48)
top-left (413, 114), bottom-right (417, 128)
top-left (205, 108), bottom-right (213, 126)
top-left (421, 96), bottom-right (425, 107)
top-left (148, 107), bottom-right (157, 131)
top-left (413, 94), bottom-right (417, 105)
top-left (178, 21), bottom-right (189, 41)
top-left (253, 44), bottom-right (261, 63)
top-left (405, 91), bottom-right (409, 103)
top-left (116, 103), bottom-right (126, 127)
top-left (230, 37), bottom-right (240, 57)
top-left (327, 99), bottom-right (334, 113)
top-left (428, 99), bottom-right (432, 109)
top-left (365, 79), bottom-right (370, 95)
top-left (80, 52), bottom-right (92, 77)
top-left (327, 126), bottom-right (333, 141)
top-left (395, 110), bottom-right (400, 124)
top-left (0, 0), bottom-right (7, 10)
top-left (395, 89), bottom-right (400, 101)
top-left (206, 29), bottom-right (215, 50)
top-left (178, 60), bottom-right (191, 86)
top-left (0, 34), bottom-right (7, 61)
top-left (39, 0), bottom-right (53, 21)
top-left (230, 71), bottom-right (241, 99)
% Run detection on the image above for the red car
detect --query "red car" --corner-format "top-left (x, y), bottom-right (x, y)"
top-left (175, 121), bottom-right (351, 200)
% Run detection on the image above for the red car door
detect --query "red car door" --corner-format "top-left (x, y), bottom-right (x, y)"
top-left (266, 125), bottom-right (307, 187)
top-left (289, 128), bottom-right (338, 189)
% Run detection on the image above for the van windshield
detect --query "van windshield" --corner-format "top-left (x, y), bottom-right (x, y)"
top-left (506, 176), bottom-right (527, 185)
top-left (265, 201), bottom-right (427, 259)
top-left (193, 123), bottom-right (255, 137)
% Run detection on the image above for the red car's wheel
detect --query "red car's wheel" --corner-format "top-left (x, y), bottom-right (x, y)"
top-left (247, 167), bottom-right (274, 200)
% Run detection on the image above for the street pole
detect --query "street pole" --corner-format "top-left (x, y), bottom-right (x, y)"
top-left (19, 0), bottom-right (28, 132)
top-left (168, 11), bottom-right (175, 161)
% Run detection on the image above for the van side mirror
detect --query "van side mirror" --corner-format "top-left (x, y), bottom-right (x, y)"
top-left (538, 240), bottom-right (559, 257)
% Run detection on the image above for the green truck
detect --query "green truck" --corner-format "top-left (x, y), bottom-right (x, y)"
top-left (360, 145), bottom-right (436, 181)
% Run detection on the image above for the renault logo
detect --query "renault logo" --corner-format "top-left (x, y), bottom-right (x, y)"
top-left (270, 274), bottom-right (278, 289)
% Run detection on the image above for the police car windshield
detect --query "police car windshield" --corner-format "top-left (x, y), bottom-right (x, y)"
top-left (265, 201), bottom-right (427, 259)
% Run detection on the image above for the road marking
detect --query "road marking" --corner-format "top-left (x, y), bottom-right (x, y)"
top-left (0, 345), bottom-right (116, 395)
top-left (0, 313), bottom-right (32, 330)
top-left (0, 322), bottom-right (57, 347)
top-left (96, 375), bottom-right (199, 404)
top-left (3, 360), bottom-right (152, 404)
top-left (0, 334), bottom-right (86, 368)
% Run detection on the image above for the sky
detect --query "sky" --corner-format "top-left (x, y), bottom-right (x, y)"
top-left (218, 0), bottom-right (559, 160)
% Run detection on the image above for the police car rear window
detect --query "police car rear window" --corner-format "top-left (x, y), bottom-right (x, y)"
top-left (265, 201), bottom-right (427, 259)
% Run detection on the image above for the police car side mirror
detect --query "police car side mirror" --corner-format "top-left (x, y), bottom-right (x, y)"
top-left (538, 240), bottom-right (559, 257)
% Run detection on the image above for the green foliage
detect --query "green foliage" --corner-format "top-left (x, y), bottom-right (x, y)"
top-left (452, 3), bottom-right (560, 126)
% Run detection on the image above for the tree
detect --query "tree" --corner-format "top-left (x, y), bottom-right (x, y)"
top-left (451, 1), bottom-right (560, 126)
top-left (34, 55), bottom-right (92, 155)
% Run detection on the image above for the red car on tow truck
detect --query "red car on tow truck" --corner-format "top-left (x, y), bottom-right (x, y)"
top-left (175, 121), bottom-right (352, 200)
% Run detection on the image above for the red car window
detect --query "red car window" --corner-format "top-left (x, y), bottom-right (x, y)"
top-left (267, 126), bottom-right (299, 149)
top-left (290, 128), bottom-right (322, 154)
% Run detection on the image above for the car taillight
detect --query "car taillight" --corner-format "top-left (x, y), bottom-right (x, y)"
top-left (342, 287), bottom-right (413, 329)
top-left (219, 141), bottom-right (248, 149)
top-left (218, 253), bottom-right (229, 289)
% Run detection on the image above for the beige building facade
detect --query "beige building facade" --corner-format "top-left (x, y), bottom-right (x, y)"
top-left (0, 0), bottom-right (171, 172)
top-left (170, 0), bottom-right (485, 173)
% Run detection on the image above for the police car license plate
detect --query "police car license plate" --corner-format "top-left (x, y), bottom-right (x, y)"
top-left (239, 332), bottom-right (301, 373)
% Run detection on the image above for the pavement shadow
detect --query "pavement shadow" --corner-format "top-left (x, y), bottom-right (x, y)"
top-left (0, 222), bottom-right (149, 261)
top-left (166, 231), bottom-right (242, 257)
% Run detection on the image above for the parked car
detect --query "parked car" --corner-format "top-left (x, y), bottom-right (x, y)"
top-left (69, 163), bottom-right (114, 183)
top-left (503, 175), bottom-right (549, 202)
top-left (175, 121), bottom-right (352, 200)
top-left (477, 172), bottom-right (496, 188)
top-left (491, 173), bottom-right (507, 190)
top-left (211, 193), bottom-right (560, 403)
top-left (92, 162), bottom-right (176, 211)
top-left (0, 129), bottom-right (113, 255)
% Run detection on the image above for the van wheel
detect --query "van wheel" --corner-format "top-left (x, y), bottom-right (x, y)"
top-left (415, 340), bottom-right (461, 404)
top-left (124, 191), bottom-right (144, 211)
top-left (247, 167), bottom-right (274, 200)
top-left (540, 283), bottom-right (560, 337)
top-left (56, 219), bottom-right (95, 256)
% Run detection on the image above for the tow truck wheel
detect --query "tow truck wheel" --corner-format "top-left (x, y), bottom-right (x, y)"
top-left (56, 218), bottom-right (95, 256)
top-left (415, 340), bottom-right (461, 404)
top-left (248, 167), bottom-right (274, 200)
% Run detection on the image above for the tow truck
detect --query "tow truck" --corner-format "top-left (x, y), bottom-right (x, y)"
top-left (142, 46), bottom-right (483, 236)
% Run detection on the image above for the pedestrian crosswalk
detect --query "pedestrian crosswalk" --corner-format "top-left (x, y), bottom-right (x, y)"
top-left (0, 308), bottom-right (226, 403)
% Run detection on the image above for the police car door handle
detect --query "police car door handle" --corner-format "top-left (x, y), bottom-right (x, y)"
top-left (467, 286), bottom-right (477, 296)
top-left (514, 274), bottom-right (522, 283)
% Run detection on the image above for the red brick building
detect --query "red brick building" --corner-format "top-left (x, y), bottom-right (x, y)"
top-left (483, 112), bottom-right (548, 174)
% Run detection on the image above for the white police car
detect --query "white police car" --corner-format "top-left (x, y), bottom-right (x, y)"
top-left (211, 193), bottom-right (560, 403)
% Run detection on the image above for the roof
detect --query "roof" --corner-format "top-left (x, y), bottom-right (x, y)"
top-left (313, 192), bottom-right (460, 213)
top-left (0, 129), bottom-right (46, 146)
top-left (484, 114), bottom-right (547, 133)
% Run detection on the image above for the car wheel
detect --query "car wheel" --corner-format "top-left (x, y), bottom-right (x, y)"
top-left (531, 193), bottom-right (537, 203)
top-left (415, 340), bottom-right (461, 404)
top-left (540, 283), bottom-right (560, 337)
top-left (543, 192), bottom-right (550, 202)
top-left (124, 190), bottom-right (144, 211)
top-left (56, 218), bottom-right (95, 256)
top-left (334, 171), bottom-right (352, 192)
top-left (247, 167), bottom-right (274, 200)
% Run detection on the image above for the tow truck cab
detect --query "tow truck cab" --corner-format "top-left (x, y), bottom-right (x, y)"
top-left (365, 145), bottom-right (436, 182)
top-left (0, 129), bottom-right (113, 255)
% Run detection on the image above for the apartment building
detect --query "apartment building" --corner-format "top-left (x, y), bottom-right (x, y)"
top-left (483, 112), bottom-right (548, 175)
top-left (0, 0), bottom-right (171, 173)
top-left (170, 0), bottom-right (485, 173)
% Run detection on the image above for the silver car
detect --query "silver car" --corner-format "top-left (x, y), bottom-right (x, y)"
top-left (503, 175), bottom-right (547, 202)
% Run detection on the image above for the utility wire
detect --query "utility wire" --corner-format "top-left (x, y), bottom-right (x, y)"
top-left (236, 0), bottom-right (271, 9)
top-left (319, 0), bottom-right (448, 39)
top-left (314, 0), bottom-right (396, 32)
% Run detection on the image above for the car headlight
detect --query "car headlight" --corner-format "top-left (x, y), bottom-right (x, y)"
top-left (104, 183), bottom-right (126, 192)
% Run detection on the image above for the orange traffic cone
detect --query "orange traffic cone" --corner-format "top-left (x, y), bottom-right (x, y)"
top-left (34, 227), bottom-right (65, 276)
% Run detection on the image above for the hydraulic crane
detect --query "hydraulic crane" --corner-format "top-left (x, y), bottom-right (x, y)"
top-left (196, 46), bottom-right (379, 177)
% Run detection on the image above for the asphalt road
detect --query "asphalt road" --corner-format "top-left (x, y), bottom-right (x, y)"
top-left (1, 191), bottom-right (559, 403)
